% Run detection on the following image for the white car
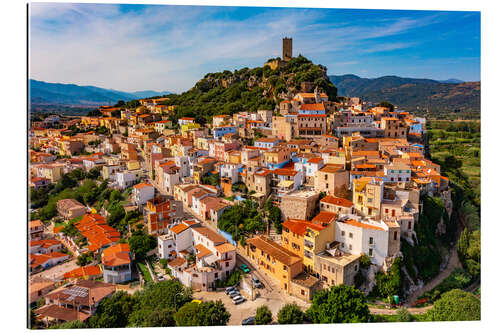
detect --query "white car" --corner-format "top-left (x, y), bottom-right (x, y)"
top-left (232, 295), bottom-right (246, 305)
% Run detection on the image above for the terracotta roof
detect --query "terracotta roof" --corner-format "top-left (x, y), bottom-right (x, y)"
top-left (272, 168), bottom-right (298, 177)
top-left (168, 257), bottom-right (186, 268)
top-left (63, 265), bottom-right (102, 279)
top-left (307, 157), bottom-right (323, 164)
top-left (133, 183), bottom-right (153, 190)
top-left (246, 236), bottom-right (302, 266)
top-left (30, 220), bottom-right (44, 229)
top-left (282, 219), bottom-right (327, 236)
top-left (320, 195), bottom-right (353, 208)
top-left (343, 219), bottom-right (385, 231)
top-left (192, 226), bottom-right (226, 244)
top-left (35, 304), bottom-right (90, 322)
top-left (194, 244), bottom-right (212, 259)
top-left (298, 103), bottom-right (325, 111)
top-left (312, 211), bottom-right (337, 224)
top-left (170, 223), bottom-right (189, 235)
top-left (319, 164), bottom-right (344, 173)
top-left (215, 243), bottom-right (236, 254)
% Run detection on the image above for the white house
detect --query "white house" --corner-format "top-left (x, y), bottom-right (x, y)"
top-left (334, 215), bottom-right (397, 266)
top-left (116, 170), bottom-right (141, 189)
top-left (132, 183), bottom-right (155, 205)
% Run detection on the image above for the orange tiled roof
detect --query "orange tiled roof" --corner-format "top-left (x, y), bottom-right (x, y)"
top-left (320, 195), bottom-right (353, 208)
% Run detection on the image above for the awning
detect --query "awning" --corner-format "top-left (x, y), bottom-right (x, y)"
top-left (277, 180), bottom-right (295, 188)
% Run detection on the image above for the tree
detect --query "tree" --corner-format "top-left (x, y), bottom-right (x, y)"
top-left (77, 252), bottom-right (93, 266)
top-left (89, 291), bottom-right (136, 328)
top-left (174, 302), bottom-right (200, 326)
top-left (140, 308), bottom-right (176, 327)
top-left (129, 230), bottom-right (157, 262)
top-left (426, 289), bottom-right (480, 321)
top-left (87, 167), bottom-right (100, 179)
top-left (306, 285), bottom-right (371, 323)
top-left (376, 101), bottom-right (395, 112)
top-left (277, 303), bottom-right (306, 324)
top-left (174, 301), bottom-right (230, 326)
top-left (374, 257), bottom-right (403, 297)
top-left (396, 307), bottom-right (412, 322)
top-left (255, 305), bottom-right (273, 325)
top-left (50, 320), bottom-right (88, 329)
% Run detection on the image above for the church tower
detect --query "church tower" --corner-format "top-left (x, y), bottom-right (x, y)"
top-left (282, 37), bottom-right (292, 62)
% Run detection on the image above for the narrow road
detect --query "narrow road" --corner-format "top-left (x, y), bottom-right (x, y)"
top-left (369, 305), bottom-right (432, 315)
top-left (404, 244), bottom-right (461, 306)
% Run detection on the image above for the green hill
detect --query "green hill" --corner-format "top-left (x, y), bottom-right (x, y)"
top-left (330, 74), bottom-right (480, 118)
top-left (160, 55), bottom-right (337, 124)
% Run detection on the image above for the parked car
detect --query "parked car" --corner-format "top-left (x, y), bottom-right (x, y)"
top-left (240, 264), bottom-right (251, 273)
top-left (242, 316), bottom-right (255, 325)
top-left (252, 275), bottom-right (263, 288)
top-left (229, 290), bottom-right (240, 298)
top-left (225, 287), bottom-right (237, 294)
top-left (157, 276), bottom-right (165, 281)
top-left (232, 295), bottom-right (246, 304)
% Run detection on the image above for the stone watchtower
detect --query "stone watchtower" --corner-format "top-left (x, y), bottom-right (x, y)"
top-left (282, 37), bottom-right (292, 62)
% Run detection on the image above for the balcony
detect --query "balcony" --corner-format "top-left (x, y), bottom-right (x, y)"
top-left (304, 240), bottom-right (314, 249)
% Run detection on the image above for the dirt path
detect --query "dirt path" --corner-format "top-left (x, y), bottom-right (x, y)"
top-left (369, 305), bottom-right (432, 315)
top-left (404, 244), bottom-right (461, 305)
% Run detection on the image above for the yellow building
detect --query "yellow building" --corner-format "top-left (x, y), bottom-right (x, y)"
top-left (245, 235), bottom-right (303, 293)
top-left (352, 177), bottom-right (384, 219)
top-left (181, 123), bottom-right (201, 135)
top-left (281, 213), bottom-right (336, 274)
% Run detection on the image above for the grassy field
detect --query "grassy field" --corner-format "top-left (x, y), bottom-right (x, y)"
top-left (427, 120), bottom-right (481, 205)
top-left (137, 262), bottom-right (152, 283)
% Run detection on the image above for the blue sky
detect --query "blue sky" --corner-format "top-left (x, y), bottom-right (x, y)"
top-left (29, 3), bottom-right (480, 93)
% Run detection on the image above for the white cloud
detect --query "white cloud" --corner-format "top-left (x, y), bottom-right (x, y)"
top-left (29, 3), bottom-right (450, 92)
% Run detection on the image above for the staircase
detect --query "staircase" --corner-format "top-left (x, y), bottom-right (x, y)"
top-left (268, 224), bottom-right (281, 244)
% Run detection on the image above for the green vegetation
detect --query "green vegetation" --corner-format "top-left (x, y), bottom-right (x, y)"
top-left (372, 257), bottom-right (403, 298)
top-left (155, 55), bottom-right (336, 124)
top-left (264, 199), bottom-right (283, 234)
top-left (306, 285), bottom-right (371, 323)
top-left (255, 305), bottom-right (273, 325)
top-left (277, 303), bottom-right (307, 324)
top-left (420, 268), bottom-right (473, 304)
top-left (137, 262), bottom-right (152, 284)
top-left (426, 289), bottom-right (480, 321)
top-left (129, 230), bottom-right (157, 262)
top-left (173, 300), bottom-right (230, 326)
top-left (401, 195), bottom-right (452, 283)
top-left (201, 173), bottom-right (220, 187)
top-left (427, 120), bottom-right (480, 281)
top-left (217, 199), bottom-right (266, 243)
top-left (376, 101), bottom-right (395, 111)
top-left (76, 252), bottom-right (93, 266)
top-left (215, 270), bottom-right (241, 288)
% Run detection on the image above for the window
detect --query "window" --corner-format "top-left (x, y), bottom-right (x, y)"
top-left (341, 242), bottom-right (344, 248)
top-left (341, 231), bottom-right (345, 236)
top-left (349, 244), bottom-right (352, 250)
top-left (349, 232), bottom-right (353, 238)
top-left (408, 221), bottom-right (412, 229)
top-left (301, 289), bottom-right (305, 296)
top-left (394, 231), bottom-right (398, 240)
top-left (369, 248), bottom-right (373, 257)
top-left (369, 237), bottom-right (374, 245)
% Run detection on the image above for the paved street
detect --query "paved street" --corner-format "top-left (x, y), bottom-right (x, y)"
top-left (34, 258), bottom-right (78, 280)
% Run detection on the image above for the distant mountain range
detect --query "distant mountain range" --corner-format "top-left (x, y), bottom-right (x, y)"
top-left (29, 79), bottom-right (171, 107)
top-left (329, 74), bottom-right (480, 115)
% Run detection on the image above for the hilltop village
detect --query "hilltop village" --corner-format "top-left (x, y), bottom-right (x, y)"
top-left (28, 40), bottom-right (452, 327)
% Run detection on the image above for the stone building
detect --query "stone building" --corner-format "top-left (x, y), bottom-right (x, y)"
top-left (280, 190), bottom-right (319, 221)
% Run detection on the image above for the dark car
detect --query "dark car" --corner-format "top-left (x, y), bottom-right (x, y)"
top-left (252, 275), bottom-right (263, 288)
top-left (225, 286), bottom-right (236, 294)
top-left (242, 316), bottom-right (255, 325)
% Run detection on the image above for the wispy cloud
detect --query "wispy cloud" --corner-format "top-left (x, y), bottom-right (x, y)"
top-left (29, 4), bottom-right (480, 92)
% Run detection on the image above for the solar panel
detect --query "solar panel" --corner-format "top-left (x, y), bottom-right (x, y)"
top-left (63, 286), bottom-right (89, 301)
